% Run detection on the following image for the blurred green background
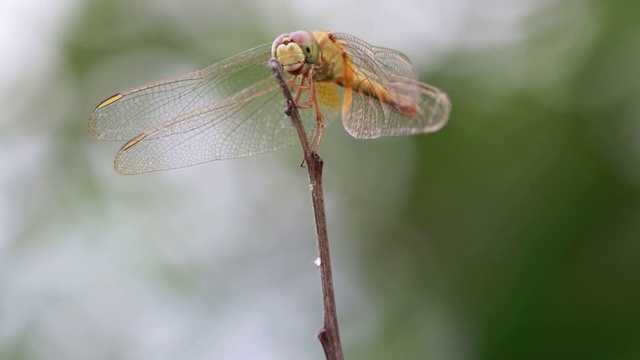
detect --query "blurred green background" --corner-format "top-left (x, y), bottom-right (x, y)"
top-left (1, 0), bottom-right (639, 359)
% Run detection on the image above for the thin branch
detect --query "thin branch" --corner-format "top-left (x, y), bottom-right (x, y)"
top-left (268, 58), bottom-right (344, 360)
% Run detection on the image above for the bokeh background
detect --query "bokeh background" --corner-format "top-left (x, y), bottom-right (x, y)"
top-left (1, 0), bottom-right (639, 359)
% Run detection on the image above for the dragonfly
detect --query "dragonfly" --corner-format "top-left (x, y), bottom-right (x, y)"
top-left (88, 30), bottom-right (451, 174)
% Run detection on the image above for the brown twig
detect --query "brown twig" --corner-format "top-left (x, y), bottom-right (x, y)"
top-left (268, 58), bottom-right (344, 360)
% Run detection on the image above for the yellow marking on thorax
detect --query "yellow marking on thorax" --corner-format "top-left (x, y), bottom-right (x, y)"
top-left (120, 133), bottom-right (146, 151)
top-left (97, 93), bottom-right (124, 108)
top-left (315, 82), bottom-right (341, 110)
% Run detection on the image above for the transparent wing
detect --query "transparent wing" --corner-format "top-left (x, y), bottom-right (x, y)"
top-left (88, 44), bottom-right (317, 174)
top-left (331, 32), bottom-right (451, 139)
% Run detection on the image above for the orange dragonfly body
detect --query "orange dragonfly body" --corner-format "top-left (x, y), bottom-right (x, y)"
top-left (89, 30), bottom-right (451, 174)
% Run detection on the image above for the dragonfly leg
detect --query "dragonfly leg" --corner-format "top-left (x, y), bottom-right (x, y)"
top-left (286, 75), bottom-right (298, 87)
top-left (291, 75), bottom-right (311, 90)
top-left (290, 74), bottom-right (324, 152)
top-left (289, 75), bottom-right (313, 106)
top-left (292, 76), bottom-right (307, 105)
top-left (308, 76), bottom-right (326, 152)
top-left (292, 75), bottom-right (315, 109)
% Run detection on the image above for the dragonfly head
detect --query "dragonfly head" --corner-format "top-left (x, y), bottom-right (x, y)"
top-left (271, 30), bottom-right (320, 75)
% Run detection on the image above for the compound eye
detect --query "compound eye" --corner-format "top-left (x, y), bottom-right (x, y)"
top-left (289, 30), bottom-right (320, 64)
top-left (289, 31), bottom-right (315, 45)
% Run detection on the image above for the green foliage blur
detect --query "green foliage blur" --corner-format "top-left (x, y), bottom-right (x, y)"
top-left (1, 0), bottom-right (639, 359)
